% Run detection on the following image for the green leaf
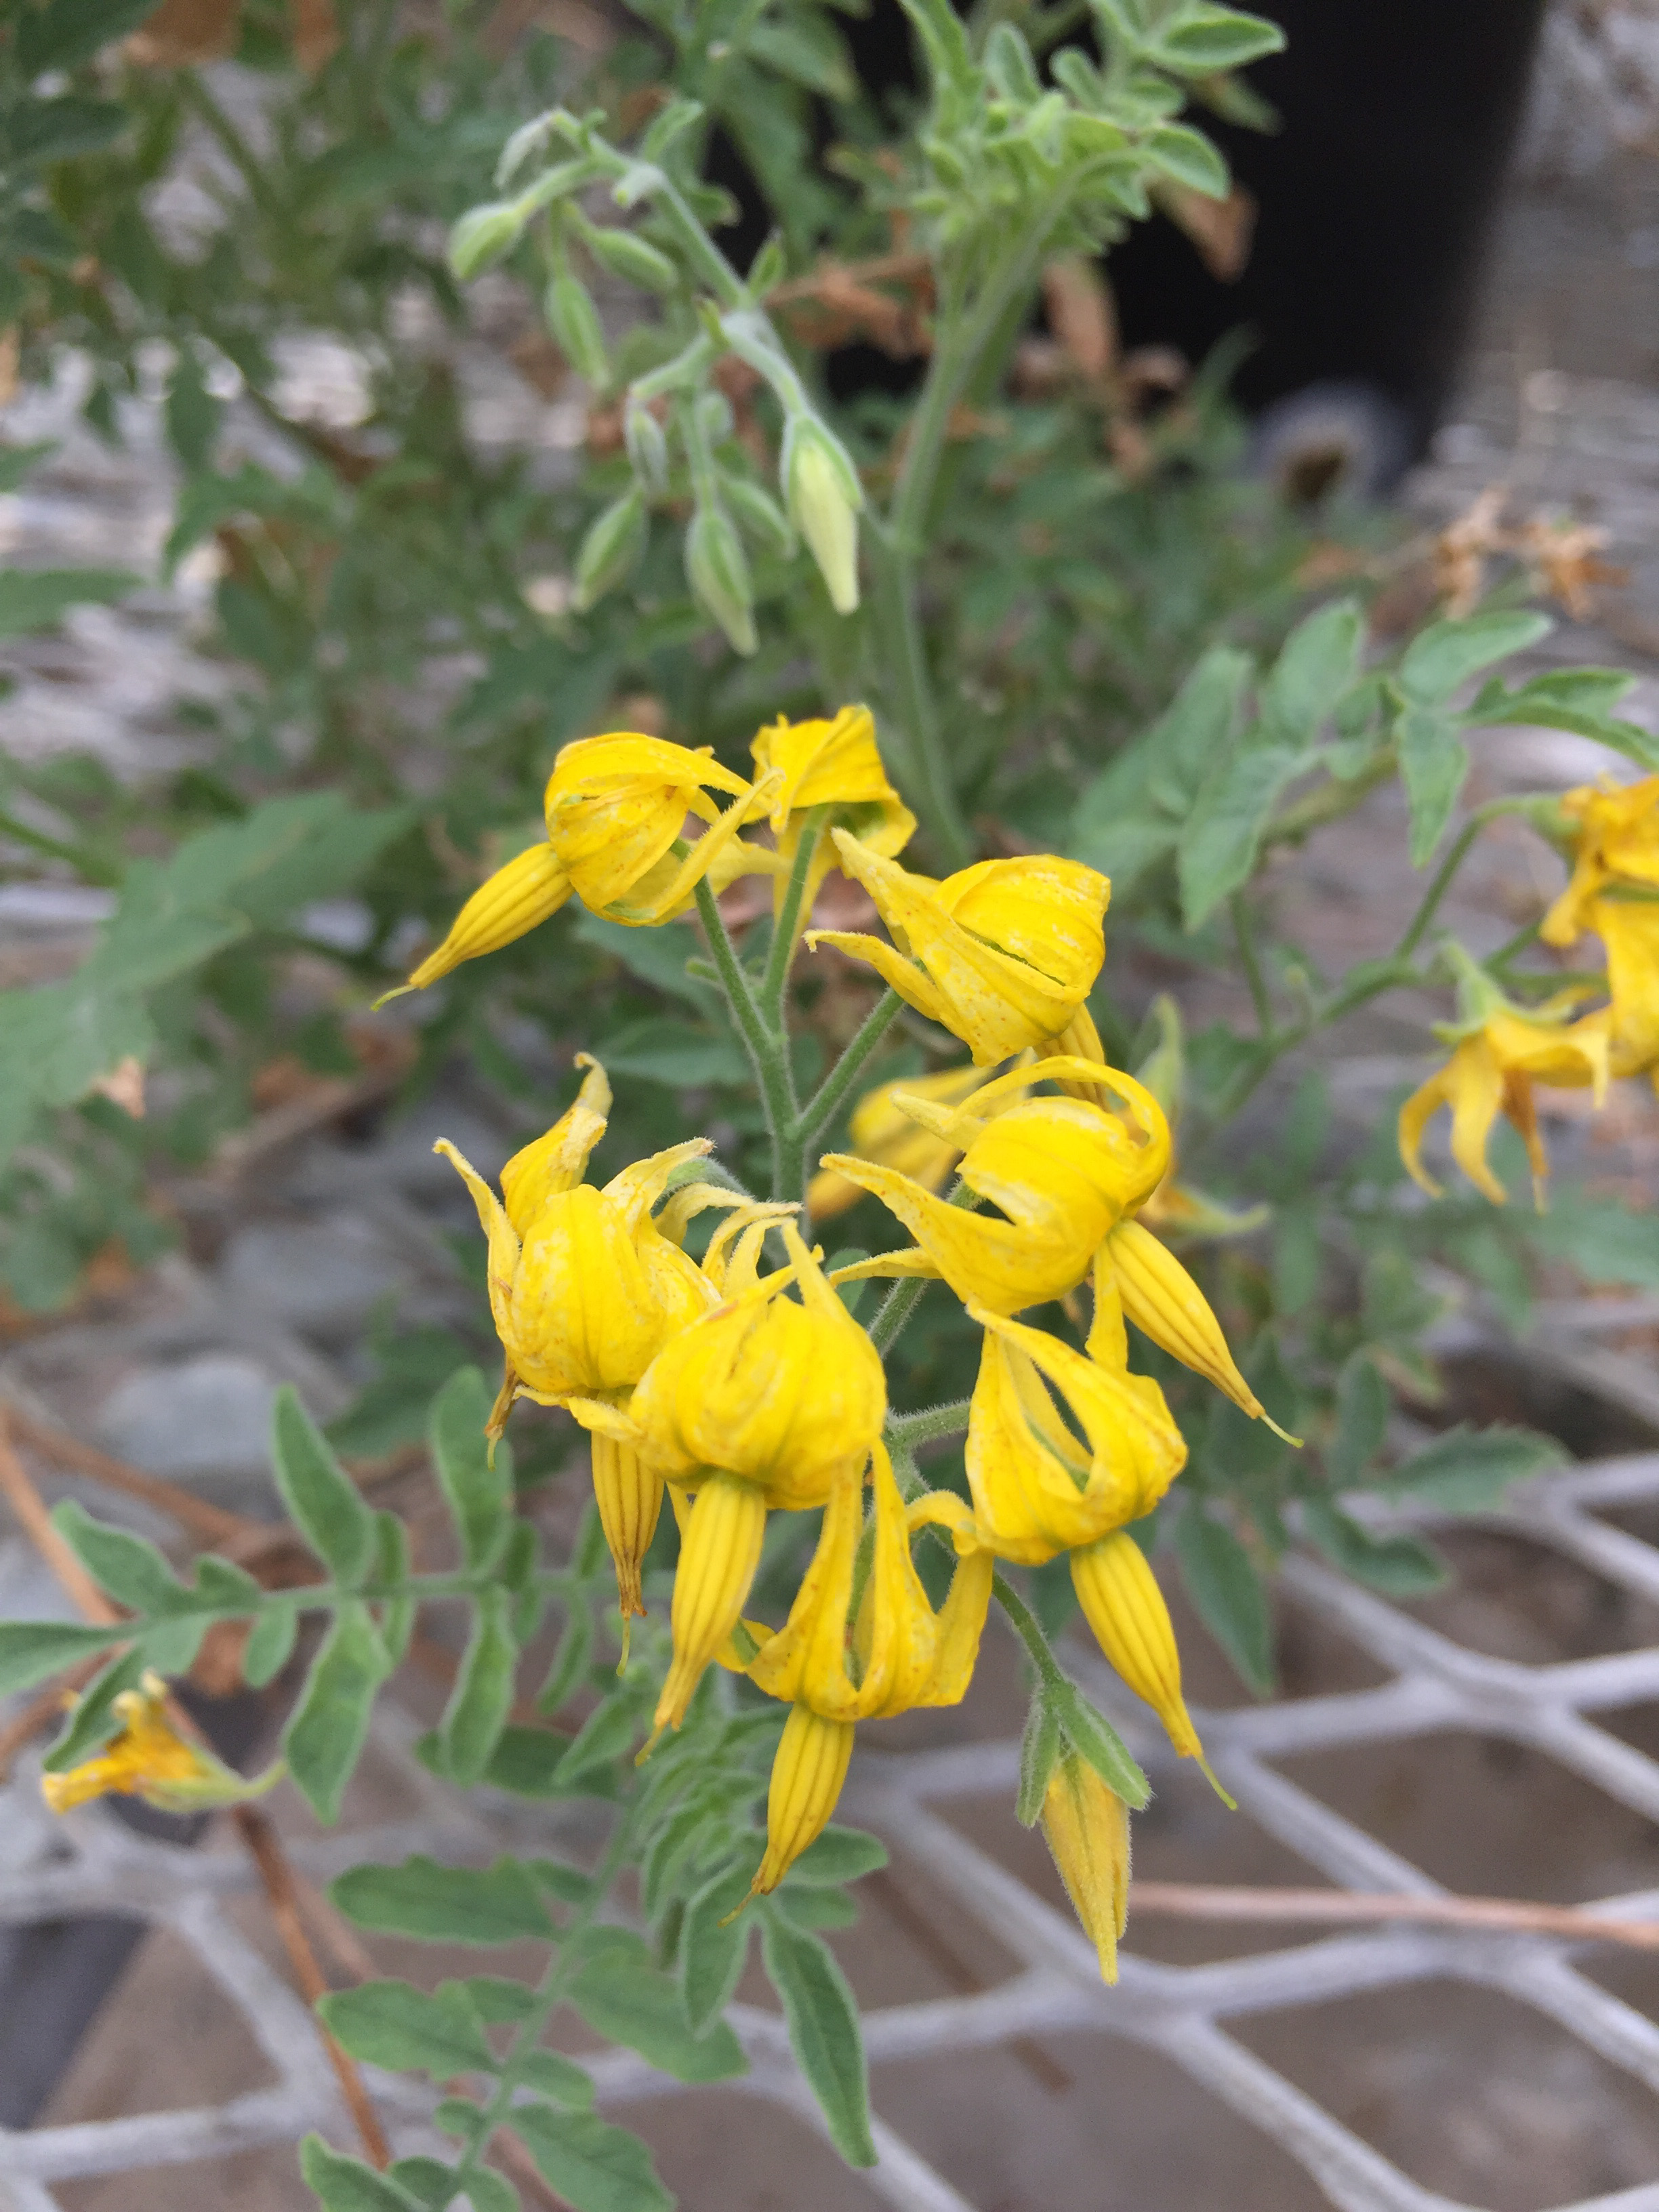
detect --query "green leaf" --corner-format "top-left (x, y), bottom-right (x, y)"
top-left (1049, 1679), bottom-right (1151, 1807)
top-left (439, 1588), bottom-right (519, 1787)
top-left (571, 914), bottom-right (710, 1009)
top-left (41, 1646), bottom-right (148, 1772)
top-left (242, 1605), bottom-right (299, 1688)
top-left (537, 1601), bottom-right (595, 1717)
top-left (166, 349), bottom-right (221, 476)
top-left (9, 98), bottom-right (128, 167)
top-left (1071, 646), bottom-right (1250, 895)
top-left (679, 1860), bottom-right (757, 2036)
top-left (518, 2048), bottom-right (596, 2106)
top-left (1178, 741), bottom-right (1300, 927)
top-left (300, 2136), bottom-right (424, 2212)
top-left (511, 2104), bottom-right (672, 2212)
top-left (759, 1914), bottom-right (875, 2167)
top-left (557, 1692), bottom-right (641, 1787)
top-left (458, 2170), bottom-right (516, 2212)
top-left (591, 1018), bottom-right (747, 1090)
top-left (568, 1927), bottom-right (747, 2083)
top-left (283, 1603), bottom-right (392, 1823)
top-left (0, 1618), bottom-right (123, 1697)
top-left (0, 443), bottom-right (56, 493)
top-left (0, 568), bottom-right (138, 640)
top-left (319, 1979), bottom-right (497, 2079)
top-left (1176, 1509), bottom-right (1275, 1695)
top-left (1384, 1422), bottom-right (1565, 1512)
top-left (430, 1368), bottom-right (514, 1572)
top-left (462, 1975), bottom-right (541, 2026)
top-left (478, 1725), bottom-right (569, 1798)
top-left (191, 1555), bottom-right (264, 1611)
top-left (1153, 7), bottom-right (1285, 70)
top-left (49, 1501), bottom-right (189, 1617)
top-left (1397, 611), bottom-right (1551, 704)
top-left (1329, 1353), bottom-right (1391, 1486)
top-left (18, 0), bottom-right (167, 72)
top-left (270, 1386), bottom-right (375, 1584)
top-left (784, 1825), bottom-right (888, 1887)
top-left (1144, 123), bottom-right (1228, 197)
top-left (1396, 707), bottom-right (1469, 865)
top-left (1262, 600), bottom-right (1363, 745)
top-left (331, 1856), bottom-right (556, 1946)
top-left (1016, 1692), bottom-right (1062, 1826)
top-left (1300, 1497), bottom-right (1450, 1595)
top-left (1530, 1196), bottom-right (1659, 1290)
top-left (384, 2156), bottom-right (462, 2211)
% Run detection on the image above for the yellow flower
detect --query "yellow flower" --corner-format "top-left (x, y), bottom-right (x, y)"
top-left (543, 732), bottom-right (777, 927)
top-left (1399, 1002), bottom-right (1612, 1207)
top-left (389, 733), bottom-right (779, 996)
top-left (808, 836), bottom-right (1109, 1065)
top-left (751, 704), bottom-right (916, 921)
top-left (394, 840), bottom-right (571, 996)
top-left (1040, 1748), bottom-right (1130, 1984)
top-left (1103, 1219), bottom-right (1294, 1435)
top-left (806, 1061), bottom-right (1013, 1223)
top-left (822, 1057), bottom-right (1170, 1315)
top-left (626, 1224), bottom-right (887, 1732)
top-left (1540, 775), bottom-right (1659, 946)
top-left (1593, 895), bottom-right (1659, 1071)
top-left (742, 1441), bottom-right (994, 1891)
top-left (436, 1057), bottom-right (718, 1619)
top-left (1070, 1529), bottom-right (1208, 1767)
top-left (962, 1301), bottom-right (1187, 1563)
top-left (41, 1673), bottom-right (282, 1816)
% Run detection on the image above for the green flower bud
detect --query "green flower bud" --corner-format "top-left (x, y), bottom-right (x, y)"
top-left (448, 201), bottom-right (528, 281)
top-left (695, 390), bottom-right (735, 447)
top-left (573, 489), bottom-right (647, 612)
top-left (684, 501), bottom-right (757, 655)
top-left (582, 224), bottom-right (678, 295)
top-left (623, 396), bottom-right (670, 495)
top-left (545, 273), bottom-right (610, 389)
top-left (724, 476), bottom-right (796, 559)
top-left (783, 418), bottom-right (862, 615)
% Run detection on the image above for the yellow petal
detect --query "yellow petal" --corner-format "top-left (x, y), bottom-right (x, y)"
top-left (1070, 1530), bottom-right (1204, 1761)
top-left (1040, 1749), bottom-right (1130, 1983)
top-left (752, 1705), bottom-right (856, 1895)
top-left (499, 1054), bottom-right (612, 1233)
top-left (395, 841), bottom-right (571, 997)
top-left (655, 1471), bottom-right (769, 1732)
top-left (590, 1431), bottom-right (663, 1621)
top-left (1105, 1218), bottom-right (1282, 1429)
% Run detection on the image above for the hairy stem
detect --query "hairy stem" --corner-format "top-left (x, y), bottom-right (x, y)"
top-left (798, 989), bottom-right (903, 1153)
top-left (693, 878), bottom-right (801, 1202)
top-left (760, 807), bottom-right (827, 1021)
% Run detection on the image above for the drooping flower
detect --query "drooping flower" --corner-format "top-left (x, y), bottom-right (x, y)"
top-left (823, 1056), bottom-right (1170, 1315)
top-left (1538, 779), bottom-right (1659, 1074)
top-left (41, 1673), bottom-right (282, 1816)
top-left (1040, 1748), bottom-right (1131, 1984)
top-left (807, 837), bottom-right (1109, 1065)
top-left (1591, 895), bottom-right (1659, 1073)
top-left (389, 733), bottom-right (779, 996)
top-left (750, 705), bottom-right (915, 922)
top-left (806, 1061), bottom-right (1020, 1223)
top-left (625, 1224), bottom-right (887, 1733)
top-left (1398, 998), bottom-right (1612, 1207)
top-left (1069, 1529), bottom-right (1209, 1769)
top-left (962, 1299), bottom-right (1187, 1563)
top-left (436, 1056), bottom-right (720, 1620)
top-left (741, 1441), bottom-right (993, 1892)
top-left (1102, 1219), bottom-right (1294, 1435)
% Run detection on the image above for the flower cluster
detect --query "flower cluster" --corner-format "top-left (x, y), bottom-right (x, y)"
top-left (1400, 777), bottom-right (1659, 1206)
top-left (405, 705), bottom-right (1284, 1975)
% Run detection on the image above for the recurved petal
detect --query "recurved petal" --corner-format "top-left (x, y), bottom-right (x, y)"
top-left (434, 1139), bottom-right (521, 1347)
top-left (499, 1054), bottom-right (612, 1233)
top-left (804, 926), bottom-right (956, 1032)
top-left (1397, 1065), bottom-right (1454, 1199)
top-left (1443, 1038), bottom-right (1509, 1205)
top-left (393, 840), bottom-right (571, 999)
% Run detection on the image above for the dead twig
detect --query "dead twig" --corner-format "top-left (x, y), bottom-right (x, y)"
top-left (0, 1410), bottom-right (124, 1627)
top-left (234, 1805), bottom-right (392, 2167)
top-left (1128, 1881), bottom-right (1659, 1950)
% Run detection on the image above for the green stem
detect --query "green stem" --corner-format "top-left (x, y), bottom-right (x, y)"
top-left (449, 1793), bottom-right (642, 2196)
top-left (760, 807), bottom-right (827, 1021)
top-left (0, 812), bottom-right (115, 882)
top-left (1264, 748), bottom-right (1398, 851)
top-left (798, 989), bottom-right (903, 1151)
top-left (178, 73), bottom-right (283, 224)
top-left (693, 878), bottom-right (800, 1202)
top-left (1397, 819), bottom-right (1480, 959)
top-left (990, 1570), bottom-right (1067, 1691)
top-left (867, 1274), bottom-right (929, 1355)
top-left (1231, 893), bottom-right (1273, 1038)
top-left (886, 1399), bottom-right (971, 1450)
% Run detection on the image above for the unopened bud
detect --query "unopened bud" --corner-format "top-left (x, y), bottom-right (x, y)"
top-left (1069, 1529), bottom-right (1203, 1761)
top-left (695, 390), bottom-right (735, 447)
top-left (684, 500), bottom-right (758, 655)
top-left (573, 489), bottom-right (647, 612)
top-left (724, 476), bottom-right (796, 559)
top-left (448, 200), bottom-right (527, 281)
top-left (583, 223), bottom-right (678, 295)
top-left (623, 396), bottom-right (670, 495)
top-left (545, 273), bottom-right (610, 388)
top-left (1040, 1748), bottom-right (1130, 1984)
top-left (783, 419), bottom-right (862, 615)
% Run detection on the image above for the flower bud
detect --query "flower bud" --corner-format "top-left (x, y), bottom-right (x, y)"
top-left (1040, 1748), bottom-right (1130, 1984)
top-left (448, 200), bottom-right (528, 280)
top-left (695, 390), bottom-right (735, 447)
top-left (724, 476), bottom-right (796, 559)
top-left (582, 222), bottom-right (678, 294)
top-left (753, 1704), bottom-right (855, 1893)
top-left (684, 499), bottom-right (758, 655)
top-left (783, 418), bottom-right (862, 615)
top-left (1070, 1530), bottom-right (1204, 1762)
top-left (623, 396), bottom-right (669, 495)
top-left (386, 839), bottom-right (571, 1000)
top-left (657, 1470), bottom-right (769, 1732)
top-left (572, 489), bottom-right (647, 613)
top-left (544, 272), bottom-right (610, 388)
